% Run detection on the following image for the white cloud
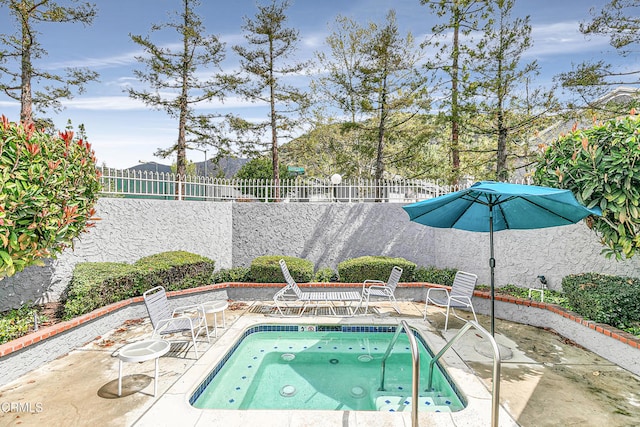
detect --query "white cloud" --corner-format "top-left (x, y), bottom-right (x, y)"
top-left (525, 21), bottom-right (610, 58)
top-left (45, 51), bottom-right (142, 70)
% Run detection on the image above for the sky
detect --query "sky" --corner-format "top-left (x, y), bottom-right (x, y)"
top-left (0, 0), bottom-right (630, 169)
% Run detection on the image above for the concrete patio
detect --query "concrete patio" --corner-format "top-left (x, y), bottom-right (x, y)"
top-left (0, 301), bottom-right (639, 427)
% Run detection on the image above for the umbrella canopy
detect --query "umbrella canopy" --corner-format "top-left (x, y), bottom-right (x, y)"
top-left (403, 181), bottom-right (601, 335)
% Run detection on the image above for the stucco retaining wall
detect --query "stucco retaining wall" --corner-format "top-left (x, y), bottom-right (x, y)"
top-left (2, 198), bottom-right (640, 312)
top-left (0, 198), bottom-right (233, 311)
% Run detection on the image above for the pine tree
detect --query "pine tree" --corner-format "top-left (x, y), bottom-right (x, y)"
top-left (312, 11), bottom-right (430, 191)
top-left (0, 0), bottom-right (98, 126)
top-left (420, 0), bottom-right (491, 184)
top-left (466, 0), bottom-right (557, 180)
top-left (128, 0), bottom-right (238, 184)
top-left (232, 0), bottom-right (310, 200)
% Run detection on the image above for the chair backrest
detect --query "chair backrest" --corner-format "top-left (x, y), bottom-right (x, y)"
top-left (386, 266), bottom-right (403, 292)
top-left (143, 286), bottom-right (173, 330)
top-left (450, 271), bottom-right (478, 297)
top-left (279, 259), bottom-right (303, 298)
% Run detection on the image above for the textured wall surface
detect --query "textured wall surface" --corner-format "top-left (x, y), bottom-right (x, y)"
top-left (232, 202), bottom-right (640, 291)
top-left (232, 203), bottom-right (436, 269)
top-left (0, 199), bottom-right (233, 311)
top-left (2, 199), bottom-right (640, 312)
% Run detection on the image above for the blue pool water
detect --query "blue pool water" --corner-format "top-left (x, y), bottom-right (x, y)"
top-left (190, 324), bottom-right (466, 412)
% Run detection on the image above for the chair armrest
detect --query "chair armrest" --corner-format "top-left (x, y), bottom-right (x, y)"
top-left (362, 279), bottom-right (385, 292)
top-left (366, 284), bottom-right (391, 295)
top-left (425, 287), bottom-right (450, 300)
top-left (172, 303), bottom-right (205, 318)
top-left (154, 315), bottom-right (195, 332)
top-left (449, 295), bottom-right (473, 306)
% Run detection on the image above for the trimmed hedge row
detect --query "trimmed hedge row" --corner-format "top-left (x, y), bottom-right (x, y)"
top-left (61, 251), bottom-right (215, 320)
top-left (563, 273), bottom-right (640, 330)
top-left (60, 252), bottom-right (457, 320)
top-left (250, 255), bottom-right (314, 283)
top-left (413, 266), bottom-right (457, 286)
top-left (337, 256), bottom-right (416, 283)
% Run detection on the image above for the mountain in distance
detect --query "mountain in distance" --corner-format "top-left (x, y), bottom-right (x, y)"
top-left (128, 157), bottom-right (248, 178)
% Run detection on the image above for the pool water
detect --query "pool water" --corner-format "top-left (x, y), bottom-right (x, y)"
top-left (191, 325), bottom-right (465, 412)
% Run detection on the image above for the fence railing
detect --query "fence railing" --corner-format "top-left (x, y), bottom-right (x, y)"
top-left (98, 167), bottom-right (532, 202)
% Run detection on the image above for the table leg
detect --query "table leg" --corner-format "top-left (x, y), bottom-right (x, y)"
top-left (118, 359), bottom-right (123, 397)
top-left (222, 309), bottom-right (226, 328)
top-left (213, 312), bottom-right (218, 338)
top-left (154, 357), bottom-right (159, 397)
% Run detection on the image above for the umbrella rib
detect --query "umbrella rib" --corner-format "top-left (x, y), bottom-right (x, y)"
top-left (517, 196), bottom-right (581, 223)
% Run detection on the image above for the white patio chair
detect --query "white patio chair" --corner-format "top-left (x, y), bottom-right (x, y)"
top-left (361, 266), bottom-right (403, 314)
top-left (274, 259), bottom-right (362, 316)
top-left (423, 271), bottom-right (478, 331)
top-left (143, 286), bottom-right (210, 358)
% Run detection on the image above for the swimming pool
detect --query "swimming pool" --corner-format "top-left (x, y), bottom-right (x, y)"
top-left (190, 324), bottom-right (465, 412)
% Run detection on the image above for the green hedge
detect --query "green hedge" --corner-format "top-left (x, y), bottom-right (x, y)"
top-left (61, 251), bottom-right (215, 320)
top-left (250, 255), bottom-right (313, 283)
top-left (213, 267), bottom-right (251, 283)
top-left (413, 266), bottom-right (458, 286)
top-left (337, 256), bottom-right (416, 283)
top-left (562, 273), bottom-right (640, 330)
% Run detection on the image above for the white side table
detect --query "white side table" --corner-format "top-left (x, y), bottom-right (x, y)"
top-left (117, 339), bottom-right (170, 397)
top-left (202, 300), bottom-right (229, 338)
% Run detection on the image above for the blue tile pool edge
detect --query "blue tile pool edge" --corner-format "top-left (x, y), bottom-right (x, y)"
top-left (188, 323), bottom-right (467, 409)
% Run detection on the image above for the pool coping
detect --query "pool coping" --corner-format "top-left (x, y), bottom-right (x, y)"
top-left (133, 314), bottom-right (519, 427)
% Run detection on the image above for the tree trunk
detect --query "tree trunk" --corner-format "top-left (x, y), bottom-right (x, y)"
top-left (375, 74), bottom-right (388, 201)
top-left (20, 8), bottom-right (33, 126)
top-left (450, 9), bottom-right (461, 185)
top-left (269, 37), bottom-right (280, 201)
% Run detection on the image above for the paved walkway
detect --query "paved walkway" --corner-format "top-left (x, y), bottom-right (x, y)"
top-left (0, 301), bottom-right (638, 427)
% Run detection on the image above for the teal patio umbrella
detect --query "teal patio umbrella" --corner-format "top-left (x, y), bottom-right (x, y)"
top-left (403, 181), bottom-right (601, 335)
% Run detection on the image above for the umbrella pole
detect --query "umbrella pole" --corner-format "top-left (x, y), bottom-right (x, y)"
top-left (489, 205), bottom-right (496, 336)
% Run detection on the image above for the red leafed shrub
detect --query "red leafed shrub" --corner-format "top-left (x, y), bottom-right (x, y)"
top-left (0, 115), bottom-right (101, 277)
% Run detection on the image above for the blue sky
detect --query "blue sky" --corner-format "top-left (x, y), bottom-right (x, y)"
top-left (0, 0), bottom-right (628, 169)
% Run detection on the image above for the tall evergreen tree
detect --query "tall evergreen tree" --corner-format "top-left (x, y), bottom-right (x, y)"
top-left (0, 0), bottom-right (98, 126)
top-left (232, 0), bottom-right (310, 200)
top-left (360, 10), bottom-right (430, 189)
top-left (420, 0), bottom-right (491, 184)
top-left (312, 11), bottom-right (430, 189)
top-left (128, 0), bottom-right (238, 182)
top-left (466, 0), bottom-right (557, 180)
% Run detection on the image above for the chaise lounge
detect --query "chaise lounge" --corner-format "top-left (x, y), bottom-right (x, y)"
top-left (274, 259), bottom-right (363, 316)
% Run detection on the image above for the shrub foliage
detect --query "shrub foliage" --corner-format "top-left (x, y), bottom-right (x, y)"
top-left (534, 113), bottom-right (640, 259)
top-left (413, 266), bottom-right (458, 286)
top-left (250, 255), bottom-right (313, 283)
top-left (562, 273), bottom-right (640, 330)
top-left (337, 256), bottom-right (416, 283)
top-left (62, 251), bottom-right (215, 319)
top-left (0, 117), bottom-right (101, 277)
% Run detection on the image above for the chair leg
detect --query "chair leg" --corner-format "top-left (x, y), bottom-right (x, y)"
top-left (191, 329), bottom-right (199, 359)
top-left (390, 295), bottom-right (400, 314)
top-left (363, 293), bottom-right (371, 314)
top-left (444, 304), bottom-right (452, 332)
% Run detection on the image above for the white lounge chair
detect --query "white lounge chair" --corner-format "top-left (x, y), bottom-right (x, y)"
top-left (362, 266), bottom-right (403, 314)
top-left (274, 259), bottom-right (362, 316)
top-left (143, 286), bottom-right (210, 358)
top-left (423, 271), bottom-right (478, 331)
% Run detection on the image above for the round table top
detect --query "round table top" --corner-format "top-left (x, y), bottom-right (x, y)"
top-left (202, 300), bottom-right (229, 313)
top-left (118, 339), bottom-right (171, 363)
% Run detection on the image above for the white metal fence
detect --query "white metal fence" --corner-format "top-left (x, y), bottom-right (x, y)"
top-left (98, 167), bottom-right (531, 202)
